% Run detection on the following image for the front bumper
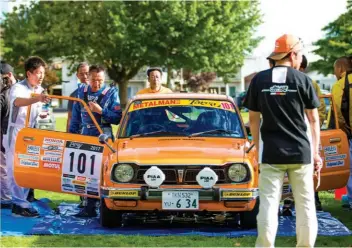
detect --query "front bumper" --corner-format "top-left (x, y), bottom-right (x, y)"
top-left (101, 186), bottom-right (259, 201)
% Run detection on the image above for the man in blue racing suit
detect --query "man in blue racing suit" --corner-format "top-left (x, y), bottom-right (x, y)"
top-left (69, 64), bottom-right (122, 217)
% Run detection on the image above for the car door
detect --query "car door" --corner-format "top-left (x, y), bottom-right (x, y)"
top-left (317, 95), bottom-right (350, 190)
top-left (14, 95), bottom-right (111, 199)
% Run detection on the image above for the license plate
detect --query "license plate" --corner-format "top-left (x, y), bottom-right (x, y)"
top-left (162, 191), bottom-right (199, 210)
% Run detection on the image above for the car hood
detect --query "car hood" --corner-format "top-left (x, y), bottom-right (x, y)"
top-left (116, 137), bottom-right (246, 165)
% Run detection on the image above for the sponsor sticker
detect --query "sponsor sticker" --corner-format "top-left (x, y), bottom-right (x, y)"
top-left (88, 178), bottom-right (98, 183)
top-left (324, 146), bottom-right (337, 155)
top-left (62, 178), bottom-right (72, 184)
top-left (108, 190), bottom-right (139, 197)
top-left (18, 154), bottom-right (39, 161)
top-left (76, 176), bottom-right (86, 181)
top-left (42, 145), bottom-right (64, 151)
top-left (43, 162), bottom-right (60, 169)
top-left (20, 159), bottom-right (39, 168)
top-left (72, 180), bottom-right (86, 186)
top-left (222, 192), bottom-right (253, 198)
top-left (326, 160), bottom-right (344, 167)
top-left (74, 185), bottom-right (85, 190)
top-left (63, 174), bottom-right (75, 179)
top-left (87, 191), bottom-right (99, 196)
top-left (63, 187), bottom-right (73, 192)
top-left (42, 156), bottom-right (62, 163)
top-left (44, 151), bottom-right (62, 157)
top-left (87, 186), bottom-right (98, 191)
top-left (27, 145), bottom-right (40, 155)
top-left (43, 138), bottom-right (65, 146)
top-left (62, 183), bottom-right (73, 188)
top-left (325, 154), bottom-right (347, 161)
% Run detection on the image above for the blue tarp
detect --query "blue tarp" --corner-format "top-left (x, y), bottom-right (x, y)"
top-left (1, 199), bottom-right (351, 237)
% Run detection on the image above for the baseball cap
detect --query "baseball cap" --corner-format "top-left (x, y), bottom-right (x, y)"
top-left (267, 34), bottom-right (303, 61)
top-left (0, 61), bottom-right (14, 75)
top-left (147, 67), bottom-right (163, 77)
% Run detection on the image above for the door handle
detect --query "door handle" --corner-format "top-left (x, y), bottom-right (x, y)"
top-left (329, 137), bottom-right (341, 143)
top-left (23, 136), bottom-right (35, 141)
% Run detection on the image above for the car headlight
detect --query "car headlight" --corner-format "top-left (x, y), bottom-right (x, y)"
top-left (228, 164), bottom-right (248, 182)
top-left (114, 164), bottom-right (134, 183)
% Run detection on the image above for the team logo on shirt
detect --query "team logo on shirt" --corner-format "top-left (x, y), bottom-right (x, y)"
top-left (262, 85), bottom-right (297, 96)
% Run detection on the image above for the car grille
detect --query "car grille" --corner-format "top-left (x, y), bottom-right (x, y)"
top-left (134, 166), bottom-right (228, 185)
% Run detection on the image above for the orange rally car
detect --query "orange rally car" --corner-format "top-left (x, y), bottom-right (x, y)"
top-left (14, 94), bottom-right (350, 228)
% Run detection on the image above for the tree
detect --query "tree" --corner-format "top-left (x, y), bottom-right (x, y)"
top-left (311, 3), bottom-right (352, 75)
top-left (183, 70), bottom-right (217, 92)
top-left (2, 1), bottom-right (261, 105)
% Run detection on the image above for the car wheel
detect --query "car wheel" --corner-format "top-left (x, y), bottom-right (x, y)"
top-left (100, 198), bottom-right (123, 228)
top-left (240, 198), bottom-right (259, 229)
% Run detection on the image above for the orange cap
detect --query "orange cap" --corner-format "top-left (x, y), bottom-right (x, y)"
top-left (267, 34), bottom-right (302, 61)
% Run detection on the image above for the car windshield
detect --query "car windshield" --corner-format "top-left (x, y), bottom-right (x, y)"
top-left (119, 99), bottom-right (244, 138)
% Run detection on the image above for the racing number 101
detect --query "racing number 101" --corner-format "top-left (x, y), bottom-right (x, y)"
top-left (69, 152), bottom-right (96, 175)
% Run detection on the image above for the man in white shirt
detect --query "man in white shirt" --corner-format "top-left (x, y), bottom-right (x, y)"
top-left (5, 56), bottom-right (50, 217)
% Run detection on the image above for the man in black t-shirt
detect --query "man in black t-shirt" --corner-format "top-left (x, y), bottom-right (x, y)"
top-left (244, 34), bottom-right (322, 247)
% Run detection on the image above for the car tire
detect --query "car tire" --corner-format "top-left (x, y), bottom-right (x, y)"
top-left (240, 198), bottom-right (259, 229)
top-left (100, 198), bottom-right (123, 228)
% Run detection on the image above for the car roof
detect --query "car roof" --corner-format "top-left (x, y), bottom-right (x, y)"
top-left (131, 93), bottom-right (233, 102)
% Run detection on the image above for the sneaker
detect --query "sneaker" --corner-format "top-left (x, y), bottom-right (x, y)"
top-left (77, 201), bottom-right (85, 208)
top-left (74, 207), bottom-right (97, 218)
top-left (342, 202), bottom-right (352, 210)
top-left (315, 202), bottom-right (323, 211)
top-left (12, 204), bottom-right (39, 217)
top-left (1, 202), bottom-right (12, 209)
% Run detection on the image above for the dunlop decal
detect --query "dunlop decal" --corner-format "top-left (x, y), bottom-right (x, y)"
top-left (222, 191), bottom-right (253, 198)
top-left (109, 190), bottom-right (139, 197)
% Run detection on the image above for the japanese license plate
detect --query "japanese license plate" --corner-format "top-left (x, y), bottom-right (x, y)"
top-left (162, 191), bottom-right (199, 210)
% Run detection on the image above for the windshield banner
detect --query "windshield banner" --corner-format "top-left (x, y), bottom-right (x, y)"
top-left (129, 99), bottom-right (235, 112)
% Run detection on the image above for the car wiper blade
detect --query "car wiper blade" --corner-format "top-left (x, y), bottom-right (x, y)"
top-left (130, 130), bottom-right (184, 139)
top-left (190, 129), bottom-right (239, 137)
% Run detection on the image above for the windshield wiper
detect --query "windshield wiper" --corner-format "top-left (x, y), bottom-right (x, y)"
top-left (130, 130), bottom-right (184, 139)
top-left (189, 129), bottom-right (240, 137)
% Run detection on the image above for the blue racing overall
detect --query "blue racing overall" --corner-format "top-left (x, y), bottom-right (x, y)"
top-left (69, 84), bottom-right (122, 217)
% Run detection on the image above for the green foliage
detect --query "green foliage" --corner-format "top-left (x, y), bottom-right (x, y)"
top-left (2, 1), bottom-right (261, 104)
top-left (311, 6), bottom-right (352, 75)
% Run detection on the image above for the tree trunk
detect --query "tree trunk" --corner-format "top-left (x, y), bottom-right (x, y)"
top-left (166, 65), bottom-right (172, 89)
top-left (118, 80), bottom-right (128, 110)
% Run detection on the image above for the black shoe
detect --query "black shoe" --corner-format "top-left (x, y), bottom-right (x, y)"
top-left (12, 204), bottom-right (39, 217)
top-left (342, 203), bottom-right (352, 210)
top-left (74, 208), bottom-right (97, 218)
top-left (77, 201), bottom-right (85, 208)
top-left (315, 202), bottom-right (323, 211)
top-left (1, 202), bottom-right (12, 209)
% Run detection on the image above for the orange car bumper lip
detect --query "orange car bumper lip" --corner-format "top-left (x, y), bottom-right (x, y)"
top-left (101, 186), bottom-right (259, 201)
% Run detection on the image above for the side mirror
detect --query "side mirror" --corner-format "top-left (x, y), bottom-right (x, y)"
top-left (98, 134), bottom-right (116, 153)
